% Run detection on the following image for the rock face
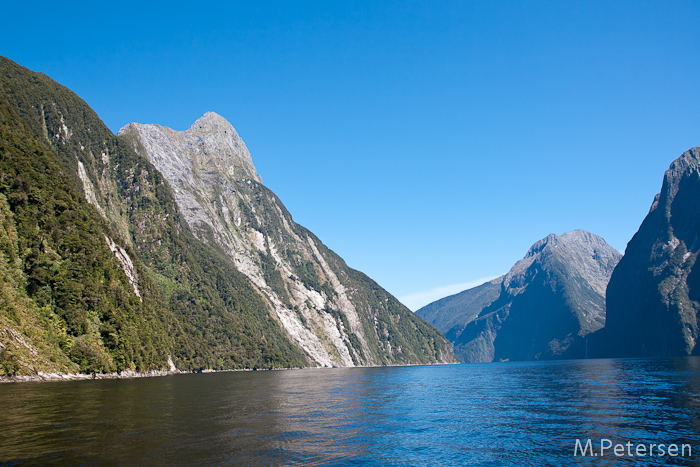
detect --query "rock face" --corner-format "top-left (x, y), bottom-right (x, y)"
top-left (0, 56), bottom-right (310, 373)
top-left (438, 230), bottom-right (621, 362)
top-left (119, 113), bottom-right (455, 367)
top-left (0, 56), bottom-right (453, 375)
top-left (602, 148), bottom-right (700, 357)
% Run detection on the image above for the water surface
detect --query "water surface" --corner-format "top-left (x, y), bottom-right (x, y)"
top-left (1, 358), bottom-right (699, 466)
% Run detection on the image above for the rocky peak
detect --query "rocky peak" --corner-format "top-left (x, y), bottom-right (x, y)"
top-left (190, 111), bottom-right (233, 131)
top-left (504, 230), bottom-right (621, 297)
top-left (651, 147), bottom-right (700, 214)
top-left (119, 112), bottom-right (261, 185)
top-left (524, 233), bottom-right (558, 258)
top-left (118, 112), bottom-right (455, 368)
top-left (449, 229), bottom-right (621, 362)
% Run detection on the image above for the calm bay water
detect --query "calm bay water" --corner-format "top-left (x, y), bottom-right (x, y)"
top-left (1, 358), bottom-right (699, 466)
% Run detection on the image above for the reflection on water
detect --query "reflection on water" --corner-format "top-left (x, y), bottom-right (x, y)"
top-left (1, 358), bottom-right (699, 466)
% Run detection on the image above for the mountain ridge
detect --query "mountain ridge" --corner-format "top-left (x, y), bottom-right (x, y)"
top-left (0, 56), bottom-right (454, 375)
top-left (419, 230), bottom-right (621, 362)
top-left (416, 278), bottom-right (503, 335)
top-left (119, 113), bottom-right (455, 367)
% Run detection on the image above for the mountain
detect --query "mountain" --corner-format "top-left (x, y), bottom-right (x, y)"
top-left (0, 56), bottom-right (454, 375)
top-left (0, 56), bottom-right (308, 374)
top-left (601, 148), bottom-right (700, 357)
top-left (424, 230), bottom-right (621, 362)
top-left (416, 278), bottom-right (502, 335)
top-left (118, 113), bottom-right (455, 367)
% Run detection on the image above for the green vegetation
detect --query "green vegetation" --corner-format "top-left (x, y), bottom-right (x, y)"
top-left (0, 55), bottom-right (452, 375)
top-left (236, 178), bottom-right (453, 365)
top-left (258, 177), bottom-right (451, 364)
top-left (260, 252), bottom-right (291, 306)
top-left (0, 90), bottom-right (169, 374)
top-left (0, 56), bottom-right (307, 374)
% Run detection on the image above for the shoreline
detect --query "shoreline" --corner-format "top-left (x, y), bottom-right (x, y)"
top-left (0, 360), bottom-right (457, 384)
top-left (0, 369), bottom-right (186, 383)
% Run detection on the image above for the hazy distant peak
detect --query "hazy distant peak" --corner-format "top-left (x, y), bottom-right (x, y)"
top-left (418, 228), bottom-right (621, 363)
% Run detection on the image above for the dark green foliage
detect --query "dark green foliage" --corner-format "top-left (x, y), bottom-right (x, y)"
top-left (309, 231), bottom-right (452, 365)
top-left (231, 177), bottom-right (454, 366)
top-left (230, 178), bottom-right (453, 365)
top-left (261, 252), bottom-right (291, 306)
top-left (156, 235), bottom-right (307, 370)
top-left (0, 56), bottom-right (307, 372)
top-left (0, 349), bottom-right (20, 376)
top-left (0, 82), bottom-right (171, 373)
top-left (0, 55), bottom-right (451, 371)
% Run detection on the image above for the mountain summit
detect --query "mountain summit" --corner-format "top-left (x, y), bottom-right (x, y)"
top-left (119, 113), bottom-right (454, 367)
top-left (0, 56), bottom-right (453, 375)
top-left (420, 230), bottom-right (621, 362)
top-left (120, 111), bottom-right (261, 183)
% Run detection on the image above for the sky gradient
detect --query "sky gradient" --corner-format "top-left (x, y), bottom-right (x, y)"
top-left (3, 1), bottom-right (699, 309)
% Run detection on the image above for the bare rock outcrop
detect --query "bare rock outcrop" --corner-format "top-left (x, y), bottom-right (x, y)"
top-left (119, 114), bottom-right (455, 367)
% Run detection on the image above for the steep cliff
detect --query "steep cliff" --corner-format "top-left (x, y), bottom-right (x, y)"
top-left (0, 56), bottom-right (453, 375)
top-left (119, 114), bottom-right (455, 367)
top-left (0, 57), bottom-right (308, 373)
top-left (602, 148), bottom-right (700, 357)
top-left (444, 230), bottom-right (620, 362)
top-left (0, 63), bottom-right (170, 374)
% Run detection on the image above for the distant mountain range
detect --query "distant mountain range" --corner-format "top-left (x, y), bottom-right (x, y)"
top-left (2, 54), bottom-right (697, 375)
top-left (420, 148), bottom-right (700, 362)
top-left (0, 56), bottom-right (454, 376)
top-left (418, 230), bottom-right (621, 362)
top-left (416, 278), bottom-right (502, 337)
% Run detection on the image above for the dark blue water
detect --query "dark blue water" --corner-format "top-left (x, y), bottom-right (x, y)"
top-left (1, 358), bottom-right (699, 466)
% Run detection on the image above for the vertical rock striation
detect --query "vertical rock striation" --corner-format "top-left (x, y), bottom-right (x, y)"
top-left (119, 113), bottom-right (455, 367)
top-left (0, 56), bottom-right (453, 373)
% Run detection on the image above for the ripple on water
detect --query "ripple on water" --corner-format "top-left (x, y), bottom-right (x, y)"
top-left (1, 359), bottom-right (699, 466)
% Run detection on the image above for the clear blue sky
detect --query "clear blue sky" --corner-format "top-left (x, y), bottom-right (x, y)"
top-left (3, 1), bottom-right (699, 309)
